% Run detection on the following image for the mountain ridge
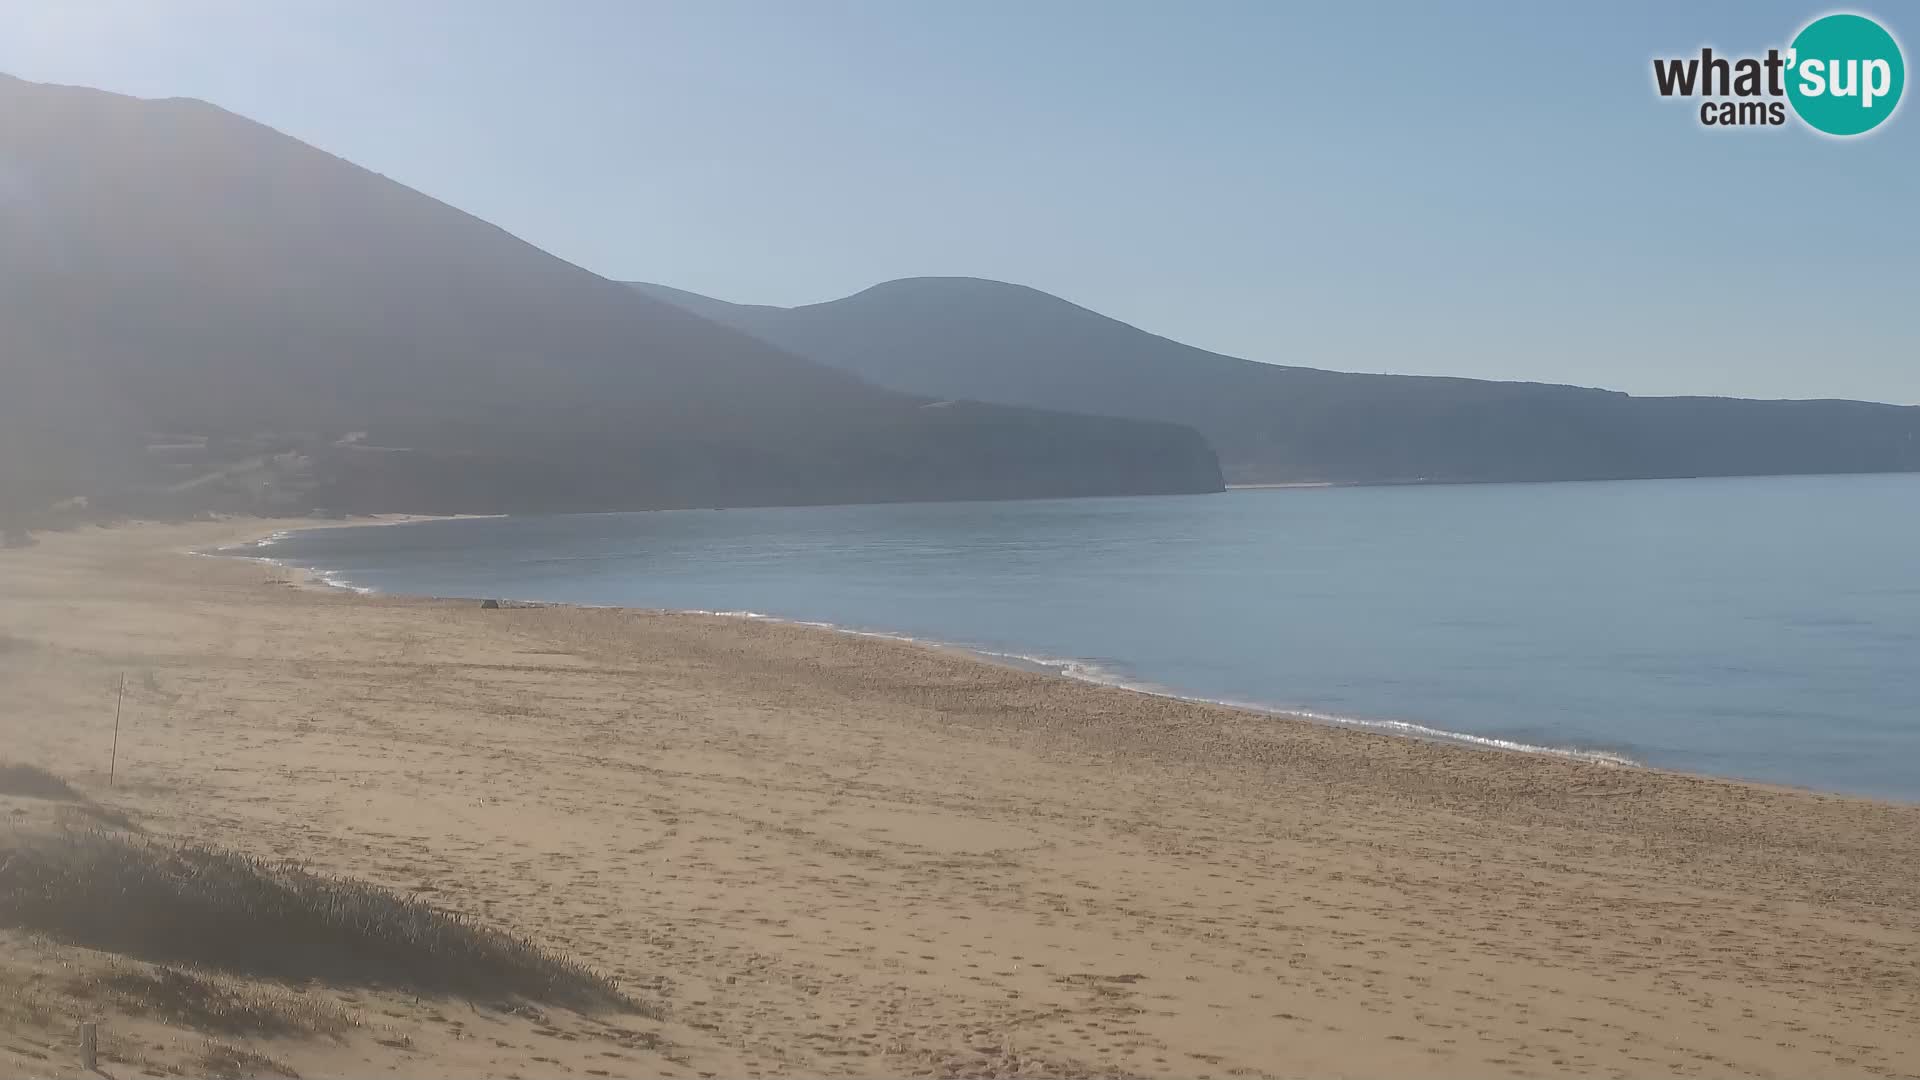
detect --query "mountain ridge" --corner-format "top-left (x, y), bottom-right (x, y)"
top-left (0, 75), bottom-right (1223, 521)
top-left (630, 278), bottom-right (1920, 485)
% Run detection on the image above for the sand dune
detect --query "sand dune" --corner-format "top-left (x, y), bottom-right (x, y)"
top-left (3, 520), bottom-right (1917, 1078)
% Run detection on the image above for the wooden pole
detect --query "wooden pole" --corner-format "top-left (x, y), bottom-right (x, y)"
top-left (80, 1021), bottom-right (97, 1070)
top-left (109, 672), bottom-right (125, 787)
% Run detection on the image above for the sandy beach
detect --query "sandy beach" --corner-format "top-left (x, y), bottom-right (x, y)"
top-left (3, 519), bottom-right (1918, 1079)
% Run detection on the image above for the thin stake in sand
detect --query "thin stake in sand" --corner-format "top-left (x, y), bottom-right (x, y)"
top-left (109, 672), bottom-right (124, 787)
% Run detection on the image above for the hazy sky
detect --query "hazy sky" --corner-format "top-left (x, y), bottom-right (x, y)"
top-left (2, 1), bottom-right (1914, 402)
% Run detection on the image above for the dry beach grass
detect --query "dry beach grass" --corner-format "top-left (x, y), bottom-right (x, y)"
top-left (1, 519), bottom-right (1917, 1078)
top-left (0, 827), bottom-right (627, 1009)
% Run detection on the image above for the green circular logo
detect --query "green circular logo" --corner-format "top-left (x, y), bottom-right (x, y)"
top-left (1787, 13), bottom-right (1905, 136)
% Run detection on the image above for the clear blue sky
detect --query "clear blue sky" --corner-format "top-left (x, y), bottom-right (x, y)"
top-left (2, 1), bottom-right (1913, 402)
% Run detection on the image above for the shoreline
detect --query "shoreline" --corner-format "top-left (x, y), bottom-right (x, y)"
top-left (230, 516), bottom-right (1834, 799)
top-left (7, 518), bottom-right (1919, 1078)
top-left (193, 512), bottom-right (506, 593)
top-left (48, 517), bottom-right (1920, 816)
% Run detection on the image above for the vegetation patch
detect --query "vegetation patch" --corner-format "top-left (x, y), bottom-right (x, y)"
top-left (0, 763), bottom-right (139, 831)
top-left (0, 830), bottom-right (630, 1011)
top-left (196, 1039), bottom-right (301, 1080)
top-left (0, 763), bottom-right (80, 802)
top-left (67, 964), bottom-right (357, 1039)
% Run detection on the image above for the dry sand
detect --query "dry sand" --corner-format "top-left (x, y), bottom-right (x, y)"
top-left (2, 519), bottom-right (1918, 1079)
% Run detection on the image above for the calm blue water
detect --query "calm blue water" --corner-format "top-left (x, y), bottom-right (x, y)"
top-left (251, 474), bottom-right (1920, 801)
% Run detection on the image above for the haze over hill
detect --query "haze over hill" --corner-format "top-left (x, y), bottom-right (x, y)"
top-left (634, 278), bottom-right (1920, 486)
top-left (0, 74), bottom-right (1221, 523)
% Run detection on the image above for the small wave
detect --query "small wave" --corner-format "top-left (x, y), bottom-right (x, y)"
top-left (313, 569), bottom-right (378, 595)
top-left (1273, 708), bottom-right (1636, 766)
top-left (198, 540), bottom-right (380, 596)
top-left (682, 609), bottom-right (930, 647)
top-left (227, 530), bottom-right (290, 550)
top-left (201, 531), bottom-right (292, 559)
top-left (999, 649), bottom-right (1635, 766)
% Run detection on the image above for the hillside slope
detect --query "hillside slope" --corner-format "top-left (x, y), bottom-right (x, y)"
top-left (0, 76), bottom-right (1220, 520)
top-left (633, 277), bottom-right (1920, 485)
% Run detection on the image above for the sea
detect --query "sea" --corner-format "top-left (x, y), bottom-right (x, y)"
top-left (243, 473), bottom-right (1920, 802)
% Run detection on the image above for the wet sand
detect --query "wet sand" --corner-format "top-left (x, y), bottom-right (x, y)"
top-left (3, 519), bottom-right (1918, 1078)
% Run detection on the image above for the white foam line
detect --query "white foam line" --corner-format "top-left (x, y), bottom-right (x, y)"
top-left (195, 540), bottom-right (382, 597)
top-left (196, 537), bottom-right (1635, 769)
top-left (186, 568), bottom-right (1634, 768)
top-left (312, 569), bottom-right (378, 595)
top-left (682, 609), bottom-right (933, 647)
top-left (679, 611), bottom-right (1639, 769)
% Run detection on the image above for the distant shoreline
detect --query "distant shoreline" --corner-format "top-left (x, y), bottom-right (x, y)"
top-left (1227, 467), bottom-right (1920, 491)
